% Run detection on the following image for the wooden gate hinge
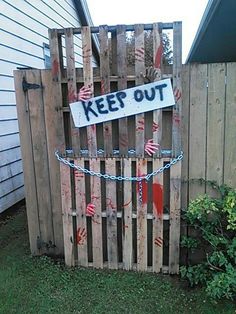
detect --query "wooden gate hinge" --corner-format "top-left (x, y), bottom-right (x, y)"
top-left (22, 77), bottom-right (42, 92)
top-left (37, 236), bottom-right (56, 250)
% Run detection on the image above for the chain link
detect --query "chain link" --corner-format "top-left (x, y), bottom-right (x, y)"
top-left (55, 150), bottom-right (183, 183)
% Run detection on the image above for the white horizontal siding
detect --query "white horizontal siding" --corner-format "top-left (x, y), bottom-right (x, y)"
top-left (0, 186), bottom-right (25, 213)
top-left (0, 147), bottom-right (21, 167)
top-left (0, 75), bottom-right (15, 91)
top-left (0, 105), bottom-right (17, 120)
top-left (0, 0), bottom-right (97, 211)
top-left (0, 172), bottom-right (24, 198)
top-left (0, 120), bottom-right (19, 136)
top-left (0, 133), bottom-right (20, 151)
top-left (0, 160), bottom-right (23, 182)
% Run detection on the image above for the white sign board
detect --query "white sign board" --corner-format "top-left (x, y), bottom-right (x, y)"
top-left (70, 79), bottom-right (175, 128)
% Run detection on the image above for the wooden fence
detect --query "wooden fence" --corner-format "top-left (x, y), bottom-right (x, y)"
top-left (14, 23), bottom-right (236, 273)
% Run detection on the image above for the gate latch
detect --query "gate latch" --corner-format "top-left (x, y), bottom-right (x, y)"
top-left (22, 77), bottom-right (42, 92)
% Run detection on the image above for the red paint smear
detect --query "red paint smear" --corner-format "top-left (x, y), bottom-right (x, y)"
top-left (154, 44), bottom-right (163, 69)
top-left (52, 59), bottom-right (59, 78)
top-left (153, 183), bottom-right (163, 217)
top-left (68, 86), bottom-right (76, 103)
top-left (91, 124), bottom-right (96, 132)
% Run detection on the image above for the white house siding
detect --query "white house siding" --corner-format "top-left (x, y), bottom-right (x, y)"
top-left (0, 0), bottom-right (96, 213)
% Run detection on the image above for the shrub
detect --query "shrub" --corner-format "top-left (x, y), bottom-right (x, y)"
top-left (180, 183), bottom-right (236, 300)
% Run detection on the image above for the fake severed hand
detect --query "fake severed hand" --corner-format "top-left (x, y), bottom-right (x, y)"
top-left (86, 203), bottom-right (95, 216)
top-left (77, 85), bottom-right (92, 101)
top-left (144, 139), bottom-right (160, 156)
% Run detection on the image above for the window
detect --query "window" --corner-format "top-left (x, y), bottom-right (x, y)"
top-left (43, 43), bottom-right (51, 69)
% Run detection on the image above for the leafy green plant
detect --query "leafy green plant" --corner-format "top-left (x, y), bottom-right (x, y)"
top-left (180, 182), bottom-right (236, 300)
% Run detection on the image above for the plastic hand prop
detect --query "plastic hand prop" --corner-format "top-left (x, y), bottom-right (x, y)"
top-left (86, 203), bottom-right (95, 216)
top-left (77, 85), bottom-right (92, 101)
top-left (142, 66), bottom-right (161, 83)
top-left (145, 139), bottom-right (160, 156)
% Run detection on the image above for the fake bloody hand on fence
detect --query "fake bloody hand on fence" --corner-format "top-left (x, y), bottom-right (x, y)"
top-left (86, 203), bottom-right (95, 216)
top-left (144, 139), bottom-right (160, 156)
top-left (77, 86), bottom-right (92, 101)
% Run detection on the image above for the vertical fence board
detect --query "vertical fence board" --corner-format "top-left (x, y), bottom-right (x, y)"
top-left (65, 28), bottom-right (80, 154)
top-left (153, 23), bottom-right (162, 157)
top-left (189, 64), bottom-right (208, 200)
top-left (169, 161), bottom-right (181, 274)
top-left (152, 159), bottom-right (164, 272)
top-left (106, 159), bottom-right (118, 269)
top-left (99, 25), bottom-right (112, 156)
top-left (41, 70), bottom-right (64, 255)
top-left (90, 159), bottom-right (103, 268)
top-left (75, 159), bottom-right (88, 267)
top-left (136, 160), bottom-right (148, 271)
top-left (81, 26), bottom-right (97, 156)
top-left (172, 22), bottom-right (182, 157)
top-left (224, 63), bottom-right (236, 187)
top-left (207, 63), bottom-right (226, 189)
top-left (135, 24), bottom-right (145, 157)
top-left (60, 162), bottom-right (74, 266)
top-left (122, 158), bottom-right (133, 270)
top-left (14, 70), bottom-right (40, 255)
top-left (27, 70), bottom-right (55, 253)
top-left (117, 25), bottom-right (128, 156)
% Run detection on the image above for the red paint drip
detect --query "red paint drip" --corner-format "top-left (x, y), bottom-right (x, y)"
top-left (153, 183), bottom-right (163, 217)
top-left (154, 44), bottom-right (163, 69)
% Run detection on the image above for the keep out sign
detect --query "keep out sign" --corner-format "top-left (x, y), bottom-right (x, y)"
top-left (70, 79), bottom-right (175, 128)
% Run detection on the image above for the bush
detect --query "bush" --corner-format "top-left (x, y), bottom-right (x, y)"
top-left (180, 183), bottom-right (236, 300)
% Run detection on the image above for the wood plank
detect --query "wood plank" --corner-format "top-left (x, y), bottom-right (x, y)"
top-left (60, 161), bottom-right (74, 266)
top-left (153, 23), bottom-right (163, 158)
top-left (81, 26), bottom-right (97, 157)
top-left (172, 22), bottom-right (182, 157)
top-left (224, 63), bottom-right (236, 187)
top-left (181, 64), bottom-right (190, 209)
top-left (189, 64), bottom-right (208, 200)
top-left (106, 158), bottom-right (118, 269)
top-left (169, 160), bottom-right (181, 274)
top-left (136, 159), bottom-right (148, 271)
top-left (48, 29), bottom-right (63, 82)
top-left (152, 159), bottom-right (164, 272)
top-left (14, 69), bottom-right (40, 255)
top-left (75, 158), bottom-right (88, 267)
top-left (41, 69), bottom-right (65, 255)
top-left (207, 63), bottom-right (226, 190)
top-left (117, 25), bottom-right (128, 156)
top-left (122, 158), bottom-right (133, 270)
top-left (26, 69), bottom-right (55, 254)
top-left (65, 28), bottom-right (80, 154)
top-left (90, 158), bottom-right (103, 268)
top-left (135, 24), bottom-right (145, 157)
top-left (99, 25), bottom-right (112, 156)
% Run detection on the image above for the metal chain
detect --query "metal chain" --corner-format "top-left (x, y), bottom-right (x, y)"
top-left (55, 151), bottom-right (183, 183)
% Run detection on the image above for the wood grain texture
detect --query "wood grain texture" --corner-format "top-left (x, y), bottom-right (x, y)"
top-left (122, 158), bottom-right (133, 270)
top-left (75, 158), bottom-right (88, 267)
top-left (81, 26), bottom-right (97, 157)
top-left (106, 158), bottom-right (118, 269)
top-left (169, 160), bottom-right (181, 274)
top-left (117, 25), bottom-right (128, 156)
top-left (152, 159), bottom-right (164, 272)
top-left (60, 161), bottom-right (74, 266)
top-left (99, 25), bottom-right (112, 156)
top-left (14, 70), bottom-right (40, 255)
top-left (90, 158), bottom-right (103, 268)
top-left (135, 24), bottom-right (145, 157)
top-left (136, 159), bottom-right (147, 271)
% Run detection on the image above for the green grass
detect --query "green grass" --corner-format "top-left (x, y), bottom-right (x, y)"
top-left (0, 207), bottom-right (235, 314)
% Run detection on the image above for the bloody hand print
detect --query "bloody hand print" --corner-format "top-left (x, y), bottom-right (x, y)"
top-left (76, 227), bottom-right (86, 245)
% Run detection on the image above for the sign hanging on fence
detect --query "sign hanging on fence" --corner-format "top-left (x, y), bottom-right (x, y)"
top-left (70, 79), bottom-right (175, 128)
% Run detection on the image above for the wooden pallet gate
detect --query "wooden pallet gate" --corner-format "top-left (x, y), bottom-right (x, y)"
top-left (14, 22), bottom-right (182, 274)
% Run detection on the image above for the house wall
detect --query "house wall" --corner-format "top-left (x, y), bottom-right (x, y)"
top-left (0, 0), bottom-right (96, 213)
